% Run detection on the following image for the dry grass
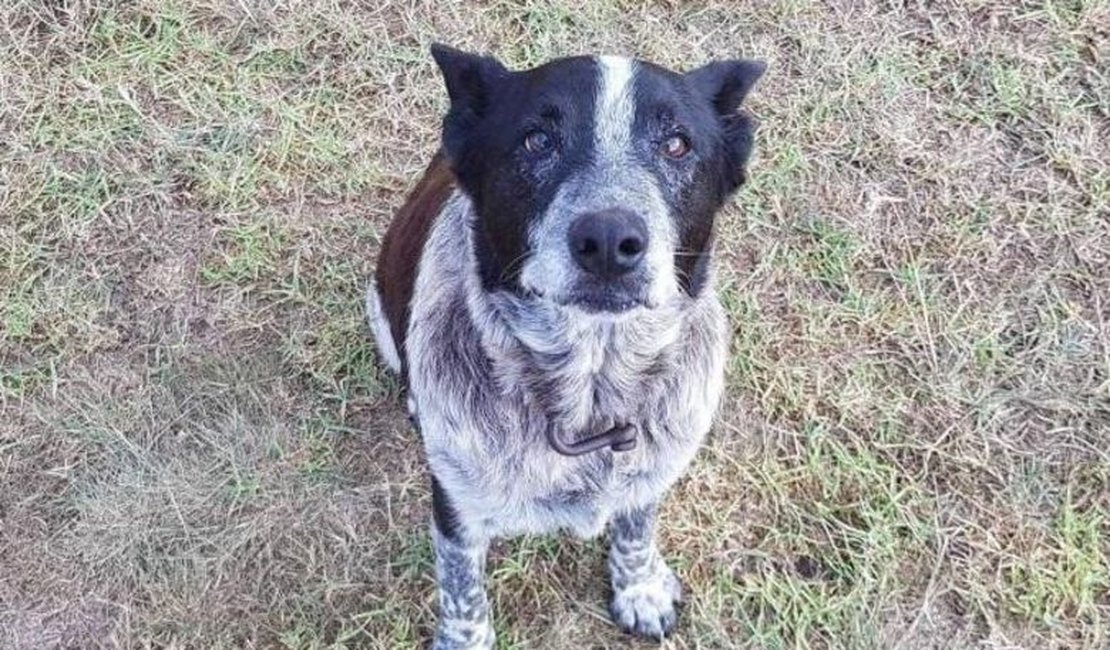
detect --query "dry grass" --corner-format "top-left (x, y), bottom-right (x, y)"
top-left (1, 0), bottom-right (1108, 648)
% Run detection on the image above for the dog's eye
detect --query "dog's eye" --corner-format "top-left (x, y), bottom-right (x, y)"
top-left (661, 134), bottom-right (691, 160)
top-left (524, 129), bottom-right (554, 155)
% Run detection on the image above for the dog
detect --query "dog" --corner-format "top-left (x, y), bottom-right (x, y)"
top-left (366, 43), bottom-right (764, 648)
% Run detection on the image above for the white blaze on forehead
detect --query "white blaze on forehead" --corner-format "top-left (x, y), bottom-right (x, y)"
top-left (595, 56), bottom-right (636, 160)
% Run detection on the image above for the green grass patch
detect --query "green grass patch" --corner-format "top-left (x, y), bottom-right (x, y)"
top-left (718, 428), bottom-right (934, 648)
top-left (1003, 484), bottom-right (1108, 635)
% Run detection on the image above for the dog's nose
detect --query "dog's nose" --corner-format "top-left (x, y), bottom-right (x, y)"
top-left (567, 209), bottom-right (648, 278)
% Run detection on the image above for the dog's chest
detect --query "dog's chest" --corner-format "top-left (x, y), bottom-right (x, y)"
top-left (433, 397), bottom-right (688, 540)
top-left (413, 309), bottom-right (721, 539)
top-left (520, 442), bottom-right (659, 538)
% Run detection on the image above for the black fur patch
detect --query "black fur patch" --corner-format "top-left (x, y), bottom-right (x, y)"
top-left (432, 475), bottom-right (463, 541)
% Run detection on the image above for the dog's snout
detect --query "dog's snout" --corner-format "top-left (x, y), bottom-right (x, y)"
top-left (568, 209), bottom-right (648, 278)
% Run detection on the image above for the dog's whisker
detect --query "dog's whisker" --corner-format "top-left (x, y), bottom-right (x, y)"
top-left (498, 250), bottom-right (534, 283)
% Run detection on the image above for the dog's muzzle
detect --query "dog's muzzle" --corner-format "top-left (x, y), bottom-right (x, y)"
top-left (546, 422), bottom-right (638, 456)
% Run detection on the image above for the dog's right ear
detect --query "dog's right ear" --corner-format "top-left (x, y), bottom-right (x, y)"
top-left (430, 43), bottom-right (508, 160)
top-left (685, 59), bottom-right (767, 194)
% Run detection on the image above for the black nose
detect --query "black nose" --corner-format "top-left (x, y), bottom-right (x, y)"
top-left (567, 209), bottom-right (648, 278)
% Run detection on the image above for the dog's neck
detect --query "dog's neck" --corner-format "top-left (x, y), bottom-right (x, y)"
top-left (458, 197), bottom-right (687, 433)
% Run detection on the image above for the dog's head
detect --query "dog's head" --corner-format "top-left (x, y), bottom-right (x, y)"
top-left (432, 44), bottom-right (765, 315)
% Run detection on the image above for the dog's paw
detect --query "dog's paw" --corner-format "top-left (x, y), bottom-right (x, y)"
top-left (430, 619), bottom-right (495, 650)
top-left (609, 564), bottom-right (683, 639)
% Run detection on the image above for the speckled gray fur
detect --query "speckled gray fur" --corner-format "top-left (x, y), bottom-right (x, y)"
top-left (398, 191), bottom-right (726, 648)
top-left (430, 527), bottom-right (494, 650)
top-left (609, 504), bottom-right (683, 639)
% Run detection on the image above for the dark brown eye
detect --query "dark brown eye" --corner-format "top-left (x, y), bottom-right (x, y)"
top-left (524, 129), bottom-right (553, 155)
top-left (661, 134), bottom-right (691, 159)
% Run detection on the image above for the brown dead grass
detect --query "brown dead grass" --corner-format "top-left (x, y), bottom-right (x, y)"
top-left (1, 0), bottom-right (1108, 648)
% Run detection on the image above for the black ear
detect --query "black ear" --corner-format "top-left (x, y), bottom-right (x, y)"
top-left (686, 59), bottom-right (766, 194)
top-left (430, 43), bottom-right (508, 159)
top-left (685, 59), bottom-right (767, 115)
top-left (430, 43), bottom-right (508, 115)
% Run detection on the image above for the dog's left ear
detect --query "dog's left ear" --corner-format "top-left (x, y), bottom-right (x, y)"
top-left (685, 59), bottom-right (767, 115)
top-left (430, 43), bottom-right (509, 163)
top-left (686, 59), bottom-right (767, 191)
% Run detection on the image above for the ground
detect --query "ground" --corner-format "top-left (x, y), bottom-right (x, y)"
top-left (1, 0), bottom-right (1107, 648)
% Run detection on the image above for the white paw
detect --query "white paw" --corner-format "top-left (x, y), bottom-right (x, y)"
top-left (610, 564), bottom-right (683, 639)
top-left (430, 619), bottom-right (495, 650)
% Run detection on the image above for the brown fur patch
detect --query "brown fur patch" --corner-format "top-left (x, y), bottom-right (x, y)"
top-left (375, 152), bottom-right (456, 375)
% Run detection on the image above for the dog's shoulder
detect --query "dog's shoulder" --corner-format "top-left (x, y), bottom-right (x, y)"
top-left (374, 152), bottom-right (456, 370)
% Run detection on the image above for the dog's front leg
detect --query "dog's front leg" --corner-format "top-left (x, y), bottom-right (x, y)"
top-left (608, 503), bottom-right (683, 639)
top-left (430, 479), bottom-right (494, 650)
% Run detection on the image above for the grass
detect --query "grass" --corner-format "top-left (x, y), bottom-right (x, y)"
top-left (1, 0), bottom-right (1108, 648)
